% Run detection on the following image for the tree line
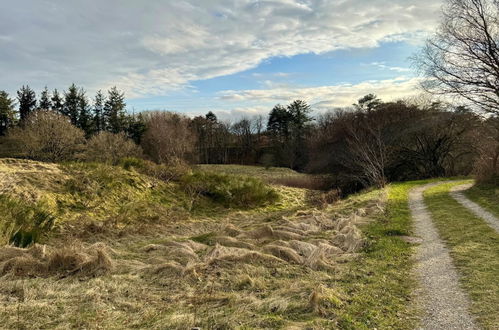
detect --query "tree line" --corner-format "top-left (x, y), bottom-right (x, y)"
top-left (0, 0), bottom-right (498, 191)
top-left (0, 85), bottom-right (145, 140)
top-left (1, 84), bottom-right (496, 193)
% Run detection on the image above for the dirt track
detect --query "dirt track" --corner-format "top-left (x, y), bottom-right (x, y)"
top-left (450, 184), bottom-right (499, 233)
top-left (409, 183), bottom-right (477, 330)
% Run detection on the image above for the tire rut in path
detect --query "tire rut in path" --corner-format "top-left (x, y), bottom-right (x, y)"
top-left (450, 184), bottom-right (499, 233)
top-left (409, 183), bottom-right (477, 330)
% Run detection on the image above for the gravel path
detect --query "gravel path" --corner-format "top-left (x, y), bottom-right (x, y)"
top-left (409, 183), bottom-right (478, 330)
top-left (450, 184), bottom-right (499, 233)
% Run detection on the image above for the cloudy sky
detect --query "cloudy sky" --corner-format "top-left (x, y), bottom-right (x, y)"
top-left (0, 0), bottom-right (443, 119)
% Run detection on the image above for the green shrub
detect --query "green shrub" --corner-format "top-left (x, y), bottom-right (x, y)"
top-left (180, 171), bottom-right (279, 208)
top-left (0, 195), bottom-right (55, 247)
top-left (119, 157), bottom-right (146, 171)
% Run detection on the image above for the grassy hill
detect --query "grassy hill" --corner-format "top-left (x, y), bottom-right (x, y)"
top-left (0, 158), bottom-right (423, 329)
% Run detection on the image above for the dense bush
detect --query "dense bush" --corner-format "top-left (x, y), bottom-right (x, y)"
top-left (83, 131), bottom-right (142, 164)
top-left (6, 110), bottom-right (85, 161)
top-left (181, 171), bottom-right (279, 208)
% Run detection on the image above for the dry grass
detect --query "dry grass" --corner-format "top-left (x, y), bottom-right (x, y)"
top-left (0, 243), bottom-right (113, 278)
top-left (197, 164), bottom-right (332, 190)
top-left (0, 158), bottom-right (399, 328)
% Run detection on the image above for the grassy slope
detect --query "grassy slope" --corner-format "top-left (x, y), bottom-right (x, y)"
top-left (424, 182), bottom-right (499, 329)
top-left (0, 160), bottom-right (442, 328)
top-left (465, 183), bottom-right (499, 217)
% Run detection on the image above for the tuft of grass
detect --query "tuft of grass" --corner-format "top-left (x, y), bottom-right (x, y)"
top-left (424, 182), bottom-right (499, 329)
top-left (180, 171), bottom-right (279, 209)
top-left (0, 195), bottom-right (55, 247)
top-left (465, 182), bottom-right (499, 217)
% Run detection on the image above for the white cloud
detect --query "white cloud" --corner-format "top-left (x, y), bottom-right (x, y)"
top-left (219, 77), bottom-right (423, 110)
top-left (369, 62), bottom-right (412, 73)
top-left (0, 0), bottom-right (442, 97)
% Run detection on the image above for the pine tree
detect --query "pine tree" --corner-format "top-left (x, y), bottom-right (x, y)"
top-left (77, 89), bottom-right (92, 136)
top-left (104, 86), bottom-right (126, 133)
top-left (0, 91), bottom-right (16, 135)
top-left (17, 85), bottom-right (37, 121)
top-left (39, 86), bottom-right (52, 110)
top-left (126, 112), bottom-right (146, 144)
top-left (51, 89), bottom-right (63, 113)
top-left (63, 84), bottom-right (81, 126)
top-left (267, 104), bottom-right (291, 137)
top-left (92, 90), bottom-right (105, 133)
top-left (287, 100), bottom-right (312, 132)
top-left (205, 111), bottom-right (218, 123)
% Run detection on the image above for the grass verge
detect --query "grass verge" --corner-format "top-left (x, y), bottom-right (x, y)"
top-left (465, 183), bottom-right (499, 217)
top-left (331, 181), bottom-right (433, 329)
top-left (424, 182), bottom-right (499, 329)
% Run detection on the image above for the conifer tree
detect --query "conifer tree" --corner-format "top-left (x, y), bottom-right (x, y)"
top-left (92, 90), bottom-right (105, 133)
top-left (17, 85), bottom-right (37, 121)
top-left (126, 112), bottom-right (146, 144)
top-left (51, 89), bottom-right (63, 113)
top-left (77, 89), bottom-right (92, 136)
top-left (104, 86), bottom-right (126, 133)
top-left (0, 91), bottom-right (16, 135)
top-left (63, 84), bottom-right (80, 125)
top-left (39, 86), bottom-right (52, 110)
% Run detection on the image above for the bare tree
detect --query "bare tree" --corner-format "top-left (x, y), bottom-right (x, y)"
top-left (141, 111), bottom-right (197, 164)
top-left (417, 0), bottom-right (499, 114)
top-left (344, 113), bottom-right (388, 188)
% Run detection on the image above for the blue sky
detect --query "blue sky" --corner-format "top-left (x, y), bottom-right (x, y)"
top-left (0, 0), bottom-right (442, 120)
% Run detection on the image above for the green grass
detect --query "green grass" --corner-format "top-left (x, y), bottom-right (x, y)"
top-left (330, 181), bottom-right (438, 329)
top-left (0, 194), bottom-right (55, 247)
top-left (196, 164), bottom-right (305, 180)
top-left (465, 183), bottom-right (499, 217)
top-left (424, 182), bottom-right (499, 329)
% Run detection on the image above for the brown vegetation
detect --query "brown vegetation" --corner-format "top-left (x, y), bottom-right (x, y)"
top-left (6, 110), bottom-right (85, 161)
top-left (83, 131), bottom-right (142, 164)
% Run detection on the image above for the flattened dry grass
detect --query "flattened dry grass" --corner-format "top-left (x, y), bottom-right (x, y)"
top-left (424, 182), bottom-right (499, 329)
top-left (0, 178), bottom-right (390, 329)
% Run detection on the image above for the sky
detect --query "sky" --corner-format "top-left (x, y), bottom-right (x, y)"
top-left (0, 0), bottom-right (444, 121)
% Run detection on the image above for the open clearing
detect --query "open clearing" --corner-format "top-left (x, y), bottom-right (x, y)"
top-left (1, 160), bottom-right (497, 329)
top-left (0, 159), bottom-right (420, 329)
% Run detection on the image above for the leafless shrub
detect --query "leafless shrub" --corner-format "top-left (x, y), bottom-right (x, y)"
top-left (83, 131), bottom-right (142, 164)
top-left (473, 119), bottom-right (499, 184)
top-left (141, 111), bottom-right (197, 164)
top-left (7, 110), bottom-right (85, 161)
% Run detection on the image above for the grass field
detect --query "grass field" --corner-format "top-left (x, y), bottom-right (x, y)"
top-left (424, 182), bottom-right (499, 329)
top-left (0, 159), bottom-right (440, 328)
top-left (197, 164), bottom-right (332, 190)
top-left (7, 160), bottom-right (498, 328)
